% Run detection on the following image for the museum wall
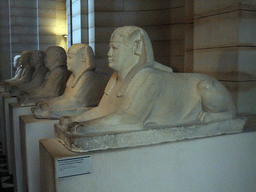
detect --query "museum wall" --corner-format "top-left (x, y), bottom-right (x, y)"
top-left (93, 0), bottom-right (187, 73)
top-left (0, 1), bottom-right (11, 81)
top-left (0, 0), bottom-right (67, 81)
top-left (65, 0), bottom-right (189, 74)
top-left (193, 0), bottom-right (256, 115)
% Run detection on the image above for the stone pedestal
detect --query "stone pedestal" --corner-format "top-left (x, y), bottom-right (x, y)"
top-left (40, 131), bottom-right (256, 192)
top-left (0, 91), bottom-right (9, 146)
top-left (20, 115), bottom-right (58, 192)
top-left (55, 118), bottom-right (246, 153)
top-left (9, 104), bottom-right (33, 192)
top-left (2, 95), bottom-right (17, 173)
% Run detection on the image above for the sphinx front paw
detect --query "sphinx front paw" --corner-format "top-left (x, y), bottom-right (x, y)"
top-left (68, 122), bottom-right (84, 134)
top-left (59, 116), bottom-right (73, 126)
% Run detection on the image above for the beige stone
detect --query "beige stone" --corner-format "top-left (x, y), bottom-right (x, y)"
top-left (2, 51), bottom-right (35, 89)
top-left (194, 10), bottom-right (256, 49)
top-left (194, 0), bottom-right (256, 17)
top-left (18, 46), bottom-right (70, 105)
top-left (124, 0), bottom-right (184, 11)
top-left (10, 50), bottom-right (48, 96)
top-left (194, 47), bottom-right (256, 77)
top-left (4, 55), bottom-right (22, 82)
top-left (94, 8), bottom-right (184, 27)
top-left (194, 11), bottom-right (239, 49)
top-left (55, 26), bottom-right (237, 151)
top-left (32, 44), bottom-right (109, 119)
top-left (55, 118), bottom-right (246, 152)
top-left (228, 81), bottom-right (256, 115)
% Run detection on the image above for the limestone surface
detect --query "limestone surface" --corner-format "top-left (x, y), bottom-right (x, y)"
top-left (55, 118), bottom-right (247, 152)
top-left (10, 50), bottom-right (48, 96)
top-left (55, 26), bottom-right (239, 151)
top-left (32, 44), bottom-right (109, 119)
top-left (18, 46), bottom-right (70, 105)
top-left (1, 51), bottom-right (35, 90)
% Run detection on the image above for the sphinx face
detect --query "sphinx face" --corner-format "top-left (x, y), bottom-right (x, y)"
top-left (44, 50), bottom-right (56, 70)
top-left (107, 34), bottom-right (133, 72)
top-left (20, 52), bottom-right (30, 67)
top-left (67, 53), bottom-right (80, 72)
top-left (31, 52), bottom-right (42, 66)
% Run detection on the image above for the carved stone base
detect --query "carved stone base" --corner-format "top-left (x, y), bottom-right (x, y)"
top-left (18, 96), bottom-right (56, 106)
top-left (55, 118), bottom-right (247, 152)
top-left (33, 107), bottom-right (91, 119)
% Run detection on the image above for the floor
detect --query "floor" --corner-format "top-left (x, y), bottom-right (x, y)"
top-left (0, 143), bottom-right (14, 192)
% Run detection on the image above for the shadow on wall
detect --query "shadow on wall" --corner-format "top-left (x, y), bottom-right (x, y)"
top-left (218, 50), bottom-right (256, 112)
top-left (154, 56), bottom-right (183, 72)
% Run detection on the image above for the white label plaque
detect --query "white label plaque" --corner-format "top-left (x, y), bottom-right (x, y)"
top-left (57, 156), bottom-right (90, 178)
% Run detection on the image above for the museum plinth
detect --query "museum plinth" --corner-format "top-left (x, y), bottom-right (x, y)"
top-left (55, 118), bottom-right (246, 152)
top-left (40, 129), bottom-right (256, 192)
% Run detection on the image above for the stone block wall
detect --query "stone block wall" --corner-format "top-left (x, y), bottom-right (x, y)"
top-left (10, 0), bottom-right (38, 59)
top-left (0, 0), bottom-right (67, 81)
top-left (0, 1), bottom-right (11, 80)
top-left (92, 0), bottom-right (187, 73)
top-left (38, 0), bottom-right (67, 51)
top-left (193, 0), bottom-right (256, 115)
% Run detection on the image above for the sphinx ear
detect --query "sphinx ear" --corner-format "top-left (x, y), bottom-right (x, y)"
top-left (134, 40), bottom-right (142, 55)
top-left (81, 53), bottom-right (86, 62)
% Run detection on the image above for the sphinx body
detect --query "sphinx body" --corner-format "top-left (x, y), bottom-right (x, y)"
top-left (1, 51), bottom-right (35, 89)
top-left (10, 50), bottom-right (48, 96)
top-left (56, 26), bottom-right (236, 135)
top-left (32, 44), bottom-right (109, 119)
top-left (18, 46), bottom-right (70, 104)
top-left (5, 55), bottom-right (22, 82)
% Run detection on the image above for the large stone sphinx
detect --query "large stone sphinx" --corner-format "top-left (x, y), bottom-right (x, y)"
top-left (18, 46), bottom-right (70, 105)
top-left (10, 50), bottom-right (48, 96)
top-left (55, 26), bottom-right (244, 152)
top-left (1, 51), bottom-right (35, 89)
top-left (32, 43), bottom-right (109, 119)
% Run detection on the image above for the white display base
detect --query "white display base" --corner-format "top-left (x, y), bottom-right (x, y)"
top-left (40, 132), bottom-right (256, 192)
top-left (0, 91), bottom-right (9, 144)
top-left (3, 95), bottom-right (17, 173)
top-left (9, 104), bottom-right (33, 192)
top-left (20, 115), bottom-right (58, 192)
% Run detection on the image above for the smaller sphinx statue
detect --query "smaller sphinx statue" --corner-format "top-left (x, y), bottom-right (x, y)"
top-left (0, 55), bottom-right (21, 92)
top-left (18, 46), bottom-right (70, 105)
top-left (10, 50), bottom-right (48, 96)
top-left (8, 55), bottom-right (22, 82)
top-left (1, 51), bottom-right (35, 90)
top-left (56, 26), bottom-right (236, 137)
top-left (32, 43), bottom-right (109, 119)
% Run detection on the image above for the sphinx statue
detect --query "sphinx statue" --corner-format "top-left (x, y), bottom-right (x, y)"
top-left (10, 50), bottom-right (48, 96)
top-left (56, 26), bottom-right (236, 135)
top-left (18, 46), bottom-right (70, 105)
top-left (0, 55), bottom-right (21, 91)
top-left (7, 55), bottom-right (22, 82)
top-left (1, 51), bottom-right (35, 89)
top-left (32, 43), bottom-right (109, 119)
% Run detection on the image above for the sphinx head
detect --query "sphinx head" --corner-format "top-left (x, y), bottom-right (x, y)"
top-left (107, 26), bottom-right (154, 74)
top-left (13, 55), bottom-right (21, 70)
top-left (67, 44), bottom-right (95, 73)
top-left (31, 50), bottom-right (45, 67)
top-left (44, 46), bottom-right (67, 71)
top-left (20, 51), bottom-right (32, 67)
